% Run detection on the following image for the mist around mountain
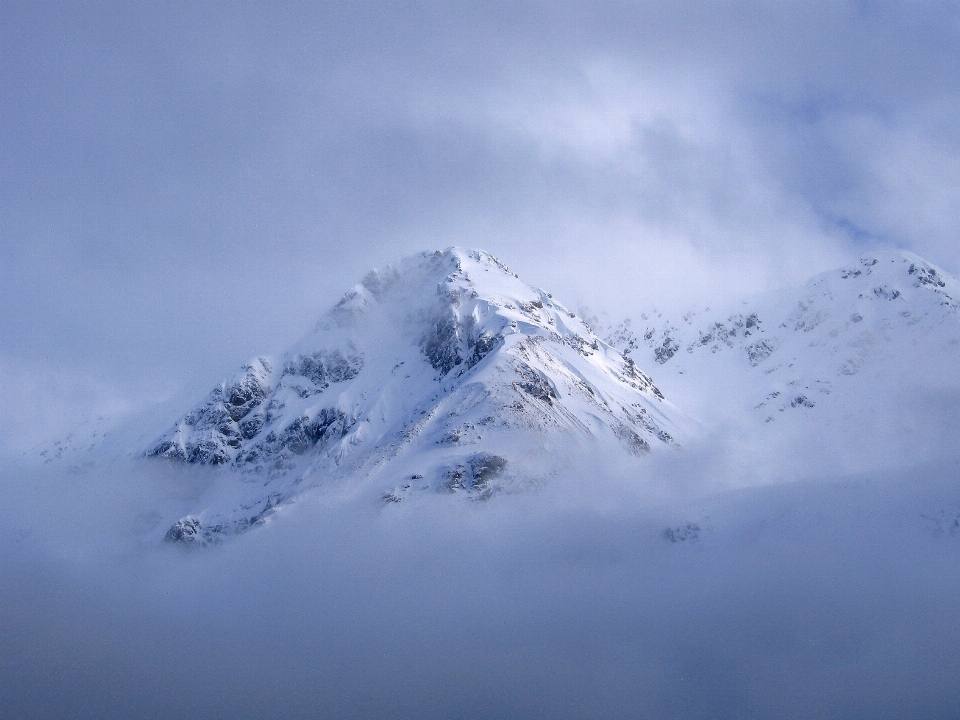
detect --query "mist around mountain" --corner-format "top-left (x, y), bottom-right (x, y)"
top-left (2, 247), bottom-right (959, 719)
top-left (143, 249), bottom-right (682, 544)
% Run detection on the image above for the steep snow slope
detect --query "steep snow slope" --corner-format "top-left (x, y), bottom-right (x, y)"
top-left (148, 248), bottom-right (685, 543)
top-left (605, 249), bottom-right (960, 480)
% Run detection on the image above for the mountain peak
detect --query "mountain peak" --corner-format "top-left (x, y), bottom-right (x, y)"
top-left (148, 248), bottom-right (683, 544)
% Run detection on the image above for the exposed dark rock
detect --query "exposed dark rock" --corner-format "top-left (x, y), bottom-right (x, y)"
top-left (794, 309), bottom-right (825, 332)
top-left (514, 363), bottom-right (558, 405)
top-left (147, 440), bottom-right (186, 462)
top-left (873, 285), bottom-right (902, 301)
top-left (285, 349), bottom-right (363, 391)
top-left (188, 440), bottom-right (231, 465)
top-left (421, 307), bottom-right (503, 378)
top-left (165, 496), bottom-right (282, 544)
top-left (746, 339), bottom-right (778, 366)
top-left (237, 408), bottom-right (352, 463)
top-left (438, 427), bottom-right (464, 445)
top-left (225, 362), bottom-right (271, 422)
top-left (654, 336), bottom-right (679, 364)
top-left (621, 356), bottom-right (663, 398)
top-left (147, 359), bottom-right (274, 466)
top-left (470, 332), bottom-right (500, 366)
top-left (469, 453), bottom-right (507, 488)
top-left (563, 333), bottom-right (598, 357)
top-left (239, 413), bottom-right (265, 440)
top-left (164, 516), bottom-right (224, 546)
top-left (614, 422), bottom-right (651, 455)
top-left (421, 315), bottom-right (463, 376)
top-left (165, 516), bottom-right (202, 543)
top-left (517, 300), bottom-right (542, 316)
top-left (605, 319), bottom-right (639, 355)
top-left (442, 453), bottom-right (507, 498)
top-left (909, 263), bottom-right (947, 288)
top-left (665, 523), bottom-right (701, 542)
top-left (442, 466), bottom-right (467, 492)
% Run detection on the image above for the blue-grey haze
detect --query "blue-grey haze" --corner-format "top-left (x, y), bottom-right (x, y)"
top-left (2, 453), bottom-right (960, 720)
top-left (2, 3), bottom-right (960, 718)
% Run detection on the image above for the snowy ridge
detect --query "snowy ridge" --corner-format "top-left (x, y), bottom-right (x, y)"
top-left (610, 250), bottom-right (958, 369)
top-left (36, 246), bottom-right (959, 545)
top-left (602, 249), bottom-right (960, 477)
top-left (148, 248), bottom-right (684, 544)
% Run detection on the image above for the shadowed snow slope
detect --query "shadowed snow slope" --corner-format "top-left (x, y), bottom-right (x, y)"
top-left (147, 248), bottom-right (685, 543)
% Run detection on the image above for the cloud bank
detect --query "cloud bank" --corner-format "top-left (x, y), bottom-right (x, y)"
top-left (2, 450), bottom-right (960, 719)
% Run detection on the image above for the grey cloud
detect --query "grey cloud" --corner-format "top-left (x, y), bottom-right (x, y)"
top-left (2, 452), bottom-right (960, 719)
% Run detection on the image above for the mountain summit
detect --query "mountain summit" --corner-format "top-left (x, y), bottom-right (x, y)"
top-left (149, 248), bottom-right (684, 544)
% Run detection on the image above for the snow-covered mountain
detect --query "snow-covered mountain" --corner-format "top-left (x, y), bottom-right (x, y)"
top-left (602, 249), bottom-right (960, 479)
top-left (28, 246), bottom-right (960, 546)
top-left (147, 248), bottom-right (684, 544)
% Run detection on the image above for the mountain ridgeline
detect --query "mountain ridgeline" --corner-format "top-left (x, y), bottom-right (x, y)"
top-left (145, 247), bottom-right (960, 545)
top-left (148, 249), bottom-right (683, 544)
top-left (596, 249), bottom-right (960, 482)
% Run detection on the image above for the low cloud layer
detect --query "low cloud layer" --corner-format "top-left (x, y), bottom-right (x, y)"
top-left (2, 449), bottom-right (960, 719)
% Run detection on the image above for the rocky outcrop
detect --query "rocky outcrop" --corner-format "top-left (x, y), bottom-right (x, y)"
top-left (148, 358), bottom-right (273, 466)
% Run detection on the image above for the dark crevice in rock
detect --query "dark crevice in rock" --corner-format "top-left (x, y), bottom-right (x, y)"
top-left (420, 307), bottom-right (502, 378)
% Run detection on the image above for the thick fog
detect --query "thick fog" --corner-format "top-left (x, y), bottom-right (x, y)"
top-left (4, 3), bottom-right (960, 717)
top-left (2, 442), bottom-right (960, 719)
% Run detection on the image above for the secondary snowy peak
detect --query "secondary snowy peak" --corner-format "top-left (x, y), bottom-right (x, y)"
top-left (602, 248), bottom-right (960, 477)
top-left (609, 248), bottom-right (959, 374)
top-left (149, 248), bottom-right (684, 544)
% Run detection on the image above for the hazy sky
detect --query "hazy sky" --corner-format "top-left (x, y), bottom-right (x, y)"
top-left (3, 1), bottom-right (960, 454)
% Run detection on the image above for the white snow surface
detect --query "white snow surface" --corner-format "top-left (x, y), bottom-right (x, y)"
top-left (603, 248), bottom-right (960, 482)
top-left (146, 248), bottom-right (683, 543)
top-left (21, 246), bottom-right (960, 546)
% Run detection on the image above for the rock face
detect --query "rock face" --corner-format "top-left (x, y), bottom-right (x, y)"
top-left (149, 248), bottom-right (685, 544)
